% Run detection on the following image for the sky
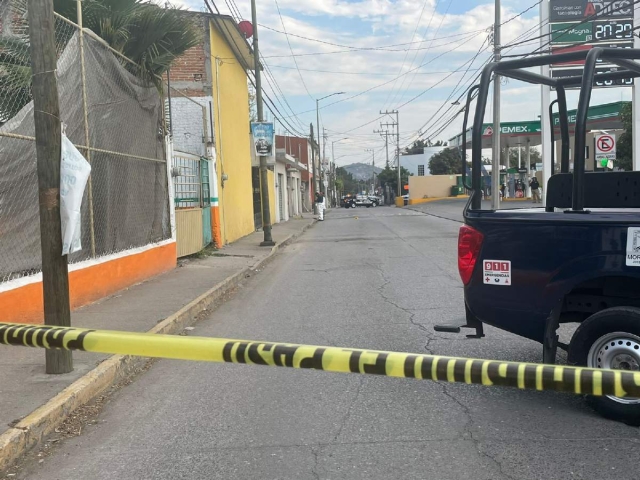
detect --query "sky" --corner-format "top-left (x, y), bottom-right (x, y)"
top-left (167, 0), bottom-right (633, 167)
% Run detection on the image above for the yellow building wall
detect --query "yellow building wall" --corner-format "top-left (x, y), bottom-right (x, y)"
top-left (210, 22), bottom-right (255, 245)
top-left (408, 175), bottom-right (458, 199)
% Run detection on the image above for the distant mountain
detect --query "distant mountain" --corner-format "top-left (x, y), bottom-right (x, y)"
top-left (342, 162), bottom-right (383, 181)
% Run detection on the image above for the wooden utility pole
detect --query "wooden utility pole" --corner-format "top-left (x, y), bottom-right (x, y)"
top-left (28, 0), bottom-right (73, 373)
top-left (250, 0), bottom-right (274, 246)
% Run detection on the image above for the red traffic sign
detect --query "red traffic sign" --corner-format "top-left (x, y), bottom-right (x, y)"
top-left (597, 135), bottom-right (615, 153)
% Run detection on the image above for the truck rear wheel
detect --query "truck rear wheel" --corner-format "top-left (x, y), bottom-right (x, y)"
top-left (568, 307), bottom-right (640, 426)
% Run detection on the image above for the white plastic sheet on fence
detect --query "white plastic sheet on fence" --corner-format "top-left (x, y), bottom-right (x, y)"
top-left (60, 133), bottom-right (91, 255)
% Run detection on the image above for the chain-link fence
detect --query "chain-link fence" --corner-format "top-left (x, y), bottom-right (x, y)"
top-left (0, 1), bottom-right (170, 283)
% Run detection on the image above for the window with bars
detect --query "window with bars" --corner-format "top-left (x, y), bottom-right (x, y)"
top-left (418, 165), bottom-right (425, 176)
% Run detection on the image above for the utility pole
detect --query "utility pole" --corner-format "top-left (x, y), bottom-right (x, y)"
top-left (381, 109), bottom-right (400, 197)
top-left (251, 0), bottom-right (274, 246)
top-left (374, 129), bottom-right (390, 168)
top-left (491, 0), bottom-right (501, 210)
top-left (310, 123), bottom-right (317, 208)
top-left (315, 92), bottom-right (345, 195)
top-left (323, 128), bottom-right (327, 198)
top-left (331, 137), bottom-right (346, 206)
top-left (28, 0), bottom-right (73, 374)
top-left (365, 148), bottom-right (375, 193)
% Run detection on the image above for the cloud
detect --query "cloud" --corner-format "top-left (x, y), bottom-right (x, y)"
top-left (166, 0), bottom-right (628, 154)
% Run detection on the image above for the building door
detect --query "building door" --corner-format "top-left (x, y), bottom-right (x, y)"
top-left (278, 173), bottom-right (284, 222)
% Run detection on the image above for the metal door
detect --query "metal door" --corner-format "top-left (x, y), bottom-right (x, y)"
top-left (278, 173), bottom-right (284, 222)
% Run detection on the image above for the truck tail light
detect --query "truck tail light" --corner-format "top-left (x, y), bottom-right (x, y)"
top-left (458, 225), bottom-right (483, 285)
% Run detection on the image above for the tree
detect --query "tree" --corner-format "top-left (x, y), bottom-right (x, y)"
top-left (376, 165), bottom-right (411, 196)
top-left (1, 0), bottom-right (201, 122)
top-left (428, 148), bottom-right (462, 175)
top-left (403, 139), bottom-right (447, 155)
top-left (507, 147), bottom-right (542, 169)
top-left (335, 167), bottom-right (359, 194)
top-left (618, 102), bottom-right (632, 171)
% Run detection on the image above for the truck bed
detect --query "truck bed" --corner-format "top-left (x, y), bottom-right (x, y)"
top-left (463, 207), bottom-right (640, 342)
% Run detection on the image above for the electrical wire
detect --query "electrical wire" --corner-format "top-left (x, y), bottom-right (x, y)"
top-left (257, 23), bottom-right (488, 50)
top-left (381, 0), bottom-right (437, 111)
top-left (272, 0), bottom-right (314, 100)
top-left (390, 0), bottom-right (454, 110)
top-left (204, 0), bottom-right (308, 137)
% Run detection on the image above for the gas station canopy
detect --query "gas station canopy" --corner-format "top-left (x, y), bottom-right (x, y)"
top-left (449, 101), bottom-right (625, 149)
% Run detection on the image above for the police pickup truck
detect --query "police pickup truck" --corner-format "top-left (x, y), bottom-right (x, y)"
top-left (436, 47), bottom-right (640, 425)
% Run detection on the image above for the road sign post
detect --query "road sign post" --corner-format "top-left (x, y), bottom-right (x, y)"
top-left (595, 133), bottom-right (616, 168)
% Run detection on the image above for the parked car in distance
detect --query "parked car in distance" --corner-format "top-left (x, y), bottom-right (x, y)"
top-left (355, 195), bottom-right (375, 208)
top-left (341, 195), bottom-right (356, 208)
top-left (368, 196), bottom-right (381, 207)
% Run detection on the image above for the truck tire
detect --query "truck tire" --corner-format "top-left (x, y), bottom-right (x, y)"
top-left (567, 307), bottom-right (640, 426)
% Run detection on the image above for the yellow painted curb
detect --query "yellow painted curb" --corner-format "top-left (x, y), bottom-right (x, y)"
top-left (407, 195), bottom-right (469, 205)
top-left (0, 221), bottom-right (317, 471)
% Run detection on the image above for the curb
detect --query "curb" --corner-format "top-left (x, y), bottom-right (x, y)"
top-left (0, 220), bottom-right (316, 472)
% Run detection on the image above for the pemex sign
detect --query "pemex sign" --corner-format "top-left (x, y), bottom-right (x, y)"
top-left (482, 122), bottom-right (542, 136)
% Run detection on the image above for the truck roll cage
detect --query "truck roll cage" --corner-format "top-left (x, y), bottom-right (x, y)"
top-left (466, 47), bottom-right (640, 212)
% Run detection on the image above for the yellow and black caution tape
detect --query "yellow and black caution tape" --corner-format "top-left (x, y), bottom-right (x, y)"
top-left (1, 323), bottom-right (640, 398)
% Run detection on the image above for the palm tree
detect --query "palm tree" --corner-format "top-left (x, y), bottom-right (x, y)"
top-left (0, 0), bottom-right (201, 123)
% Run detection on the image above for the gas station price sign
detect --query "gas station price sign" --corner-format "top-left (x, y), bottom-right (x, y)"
top-left (593, 19), bottom-right (634, 41)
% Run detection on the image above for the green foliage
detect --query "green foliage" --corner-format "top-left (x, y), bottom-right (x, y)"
top-left (376, 165), bottom-right (411, 196)
top-left (335, 167), bottom-right (359, 194)
top-left (0, 0), bottom-right (201, 123)
top-left (507, 147), bottom-right (542, 169)
top-left (618, 102), bottom-right (632, 171)
top-left (428, 148), bottom-right (462, 175)
top-left (404, 139), bottom-right (447, 155)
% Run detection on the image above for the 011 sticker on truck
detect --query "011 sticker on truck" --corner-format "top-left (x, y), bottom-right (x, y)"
top-left (483, 260), bottom-right (511, 286)
top-left (626, 227), bottom-right (640, 266)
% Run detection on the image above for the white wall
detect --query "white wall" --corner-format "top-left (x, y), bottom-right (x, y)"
top-left (400, 146), bottom-right (447, 176)
top-left (274, 161), bottom-right (288, 223)
top-left (169, 96), bottom-right (213, 157)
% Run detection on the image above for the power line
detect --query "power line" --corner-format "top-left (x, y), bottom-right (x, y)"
top-left (257, 23), bottom-right (488, 50)
top-left (272, 0), bottom-right (314, 100)
top-left (204, 0), bottom-right (307, 137)
top-left (381, 0), bottom-right (437, 111)
top-left (221, 0), bottom-right (309, 131)
top-left (281, 30), bottom-right (486, 119)
top-left (390, 0), bottom-right (454, 109)
top-left (260, 30), bottom-right (486, 58)
top-left (267, 64), bottom-right (483, 76)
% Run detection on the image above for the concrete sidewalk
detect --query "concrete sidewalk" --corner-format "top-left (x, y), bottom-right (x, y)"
top-left (0, 216), bottom-right (315, 470)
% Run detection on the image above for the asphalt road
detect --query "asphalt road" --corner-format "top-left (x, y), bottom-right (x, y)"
top-left (19, 202), bottom-right (640, 480)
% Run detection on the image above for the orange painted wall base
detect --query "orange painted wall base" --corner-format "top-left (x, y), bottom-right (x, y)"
top-left (0, 242), bottom-right (177, 325)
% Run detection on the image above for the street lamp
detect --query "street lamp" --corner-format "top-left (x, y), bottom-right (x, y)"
top-left (316, 92), bottom-right (345, 195)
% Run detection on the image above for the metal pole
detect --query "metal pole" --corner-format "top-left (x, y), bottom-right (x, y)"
top-left (28, 0), bottom-right (73, 374)
top-left (310, 123), bottom-right (317, 208)
top-left (540, 0), bottom-right (552, 205)
top-left (633, 2), bottom-right (640, 170)
top-left (385, 132), bottom-right (389, 168)
top-left (491, 0), bottom-right (501, 210)
top-left (526, 140), bottom-right (531, 198)
top-left (77, 0), bottom-right (96, 258)
top-left (251, 0), bottom-right (274, 246)
top-left (323, 128), bottom-right (327, 196)
top-left (396, 111), bottom-right (401, 198)
top-left (316, 100), bottom-right (323, 194)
